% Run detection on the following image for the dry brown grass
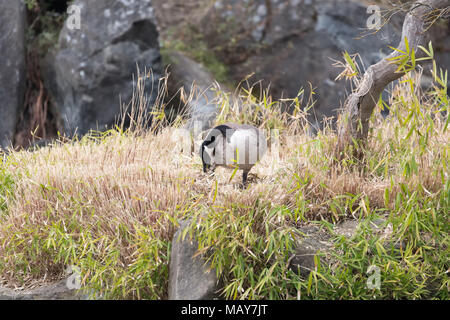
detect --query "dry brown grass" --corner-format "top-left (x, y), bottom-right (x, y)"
top-left (1, 109), bottom-right (447, 287)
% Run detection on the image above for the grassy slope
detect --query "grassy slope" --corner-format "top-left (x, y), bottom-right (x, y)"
top-left (0, 66), bottom-right (448, 299)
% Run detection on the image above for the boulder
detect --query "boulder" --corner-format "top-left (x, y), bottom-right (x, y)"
top-left (168, 220), bottom-right (219, 300)
top-left (289, 225), bottom-right (333, 277)
top-left (43, 0), bottom-right (162, 137)
top-left (0, 1), bottom-right (26, 149)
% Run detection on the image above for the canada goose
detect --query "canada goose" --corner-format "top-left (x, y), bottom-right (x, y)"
top-left (200, 123), bottom-right (267, 184)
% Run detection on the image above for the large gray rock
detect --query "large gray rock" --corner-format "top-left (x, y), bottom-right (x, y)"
top-left (289, 225), bottom-right (333, 277)
top-left (43, 0), bottom-right (162, 137)
top-left (199, 0), bottom-right (404, 130)
top-left (0, 1), bottom-right (26, 149)
top-left (168, 220), bottom-right (219, 300)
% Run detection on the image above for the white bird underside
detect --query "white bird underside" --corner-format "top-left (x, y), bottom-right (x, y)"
top-left (204, 124), bottom-right (267, 171)
top-left (220, 129), bottom-right (266, 169)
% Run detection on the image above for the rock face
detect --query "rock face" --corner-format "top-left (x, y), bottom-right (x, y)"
top-left (289, 225), bottom-right (333, 277)
top-left (43, 0), bottom-right (162, 137)
top-left (199, 0), bottom-right (404, 130)
top-left (0, 1), bottom-right (26, 149)
top-left (166, 51), bottom-right (223, 134)
top-left (168, 220), bottom-right (219, 300)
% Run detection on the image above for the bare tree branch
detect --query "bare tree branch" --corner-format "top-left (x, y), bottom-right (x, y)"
top-left (336, 0), bottom-right (449, 159)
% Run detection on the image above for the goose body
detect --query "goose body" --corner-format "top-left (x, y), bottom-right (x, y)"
top-left (200, 123), bottom-right (267, 184)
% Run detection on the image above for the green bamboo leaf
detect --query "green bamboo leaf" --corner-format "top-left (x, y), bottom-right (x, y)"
top-left (388, 45), bottom-right (407, 55)
top-left (418, 45), bottom-right (430, 57)
top-left (384, 188), bottom-right (390, 208)
top-left (404, 36), bottom-right (410, 55)
top-left (410, 47), bottom-right (416, 68)
top-left (428, 41), bottom-right (434, 58)
top-left (307, 271), bottom-right (313, 294)
top-left (343, 51), bottom-right (358, 74)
